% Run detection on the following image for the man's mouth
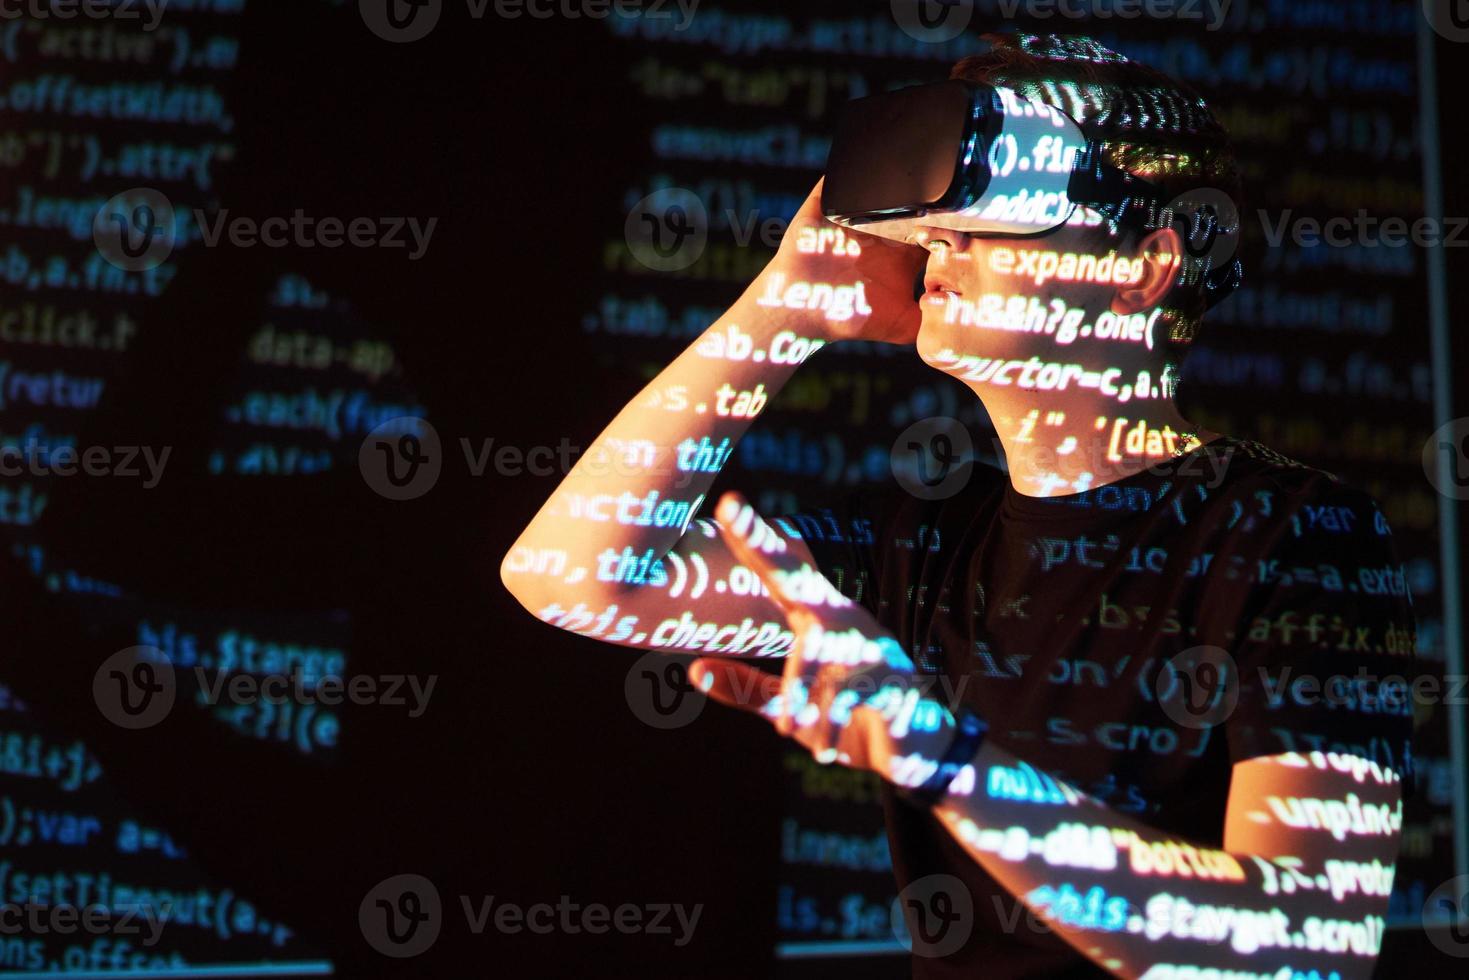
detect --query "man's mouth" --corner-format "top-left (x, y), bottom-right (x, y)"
top-left (923, 273), bottom-right (962, 299)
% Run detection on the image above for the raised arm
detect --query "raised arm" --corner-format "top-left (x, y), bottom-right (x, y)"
top-left (500, 180), bottom-right (926, 655)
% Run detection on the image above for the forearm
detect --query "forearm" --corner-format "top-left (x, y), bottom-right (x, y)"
top-left (929, 741), bottom-right (1399, 979)
top-left (502, 267), bottom-right (829, 608)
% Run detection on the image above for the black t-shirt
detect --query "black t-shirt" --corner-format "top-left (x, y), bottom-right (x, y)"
top-left (799, 436), bottom-right (1418, 979)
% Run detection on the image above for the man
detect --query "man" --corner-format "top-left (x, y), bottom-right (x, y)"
top-left (503, 33), bottom-right (1416, 978)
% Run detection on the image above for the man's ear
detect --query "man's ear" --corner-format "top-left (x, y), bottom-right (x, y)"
top-left (1112, 226), bottom-right (1184, 315)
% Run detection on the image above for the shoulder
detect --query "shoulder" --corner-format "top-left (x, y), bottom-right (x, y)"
top-left (1210, 439), bottom-right (1408, 606)
top-left (1215, 438), bottom-right (1392, 539)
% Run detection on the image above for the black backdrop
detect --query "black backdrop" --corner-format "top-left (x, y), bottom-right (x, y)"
top-left (5, 2), bottom-right (1468, 977)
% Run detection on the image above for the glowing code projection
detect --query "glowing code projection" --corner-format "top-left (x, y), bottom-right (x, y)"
top-left (522, 5), bottom-right (1447, 975)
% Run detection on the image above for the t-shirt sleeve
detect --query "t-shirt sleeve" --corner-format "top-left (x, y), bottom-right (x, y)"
top-left (1224, 476), bottom-right (1418, 789)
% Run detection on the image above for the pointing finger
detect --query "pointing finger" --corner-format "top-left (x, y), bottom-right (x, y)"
top-left (715, 492), bottom-right (850, 621)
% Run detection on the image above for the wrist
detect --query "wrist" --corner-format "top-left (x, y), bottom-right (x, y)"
top-left (892, 707), bottom-right (988, 809)
top-left (738, 263), bottom-right (857, 345)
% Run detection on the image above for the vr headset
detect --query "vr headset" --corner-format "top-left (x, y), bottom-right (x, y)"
top-left (821, 80), bottom-right (1242, 308)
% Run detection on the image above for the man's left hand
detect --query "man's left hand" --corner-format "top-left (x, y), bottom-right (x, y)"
top-left (688, 492), bottom-right (960, 789)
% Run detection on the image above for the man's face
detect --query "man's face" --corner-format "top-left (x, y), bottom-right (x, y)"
top-left (911, 212), bottom-right (1158, 385)
top-left (904, 212), bottom-right (1206, 487)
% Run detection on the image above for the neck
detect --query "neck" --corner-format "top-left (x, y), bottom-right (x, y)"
top-left (970, 388), bottom-right (1219, 498)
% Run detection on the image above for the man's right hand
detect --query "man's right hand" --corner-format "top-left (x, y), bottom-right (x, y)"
top-left (760, 178), bottom-right (928, 346)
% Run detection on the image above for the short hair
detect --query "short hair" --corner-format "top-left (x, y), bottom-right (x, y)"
top-left (950, 33), bottom-right (1243, 368)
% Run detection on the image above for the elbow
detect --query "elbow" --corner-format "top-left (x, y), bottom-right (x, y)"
top-left (499, 547), bottom-right (617, 625)
top-left (500, 549), bottom-right (550, 619)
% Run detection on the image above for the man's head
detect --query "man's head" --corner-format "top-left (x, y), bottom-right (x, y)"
top-left (910, 33), bottom-right (1242, 399)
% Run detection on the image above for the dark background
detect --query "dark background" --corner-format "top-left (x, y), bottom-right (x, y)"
top-left (4, 1), bottom-right (1468, 976)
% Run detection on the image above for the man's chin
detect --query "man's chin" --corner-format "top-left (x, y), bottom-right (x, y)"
top-left (914, 319), bottom-right (953, 366)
